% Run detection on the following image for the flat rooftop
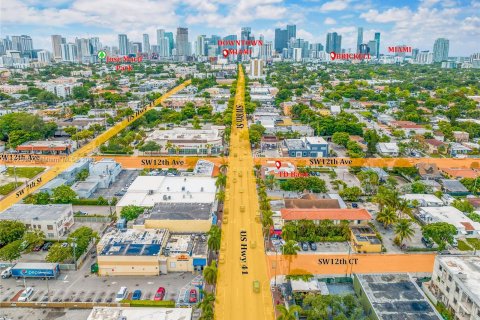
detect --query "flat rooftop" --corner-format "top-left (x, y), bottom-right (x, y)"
top-left (148, 202), bottom-right (213, 220)
top-left (164, 233), bottom-right (208, 256)
top-left (98, 228), bottom-right (169, 257)
top-left (357, 274), bottom-right (441, 320)
top-left (0, 204), bottom-right (72, 222)
top-left (87, 307), bottom-right (192, 320)
top-left (437, 256), bottom-right (480, 306)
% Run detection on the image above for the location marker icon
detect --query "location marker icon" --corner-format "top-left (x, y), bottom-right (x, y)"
top-left (275, 161), bottom-right (282, 170)
top-left (98, 50), bottom-right (106, 59)
top-left (330, 52), bottom-right (336, 60)
top-left (222, 49), bottom-right (229, 58)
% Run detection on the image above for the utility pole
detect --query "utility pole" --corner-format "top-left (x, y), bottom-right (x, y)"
top-left (71, 238), bottom-right (78, 270)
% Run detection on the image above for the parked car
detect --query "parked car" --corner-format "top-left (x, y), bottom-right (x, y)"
top-left (300, 242), bottom-right (309, 251)
top-left (189, 289), bottom-right (197, 303)
top-left (33, 243), bottom-right (44, 252)
top-left (452, 238), bottom-right (458, 247)
top-left (1, 267), bottom-right (12, 279)
top-left (154, 287), bottom-right (165, 301)
top-left (42, 242), bottom-right (52, 251)
top-left (115, 287), bottom-right (128, 302)
top-left (132, 290), bottom-right (142, 300)
top-left (351, 203), bottom-right (359, 208)
top-left (309, 242), bottom-right (317, 251)
top-left (18, 287), bottom-right (33, 301)
top-left (422, 237), bottom-right (434, 248)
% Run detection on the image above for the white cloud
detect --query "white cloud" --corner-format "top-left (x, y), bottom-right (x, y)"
top-left (360, 7), bottom-right (411, 23)
top-left (318, 0), bottom-right (349, 12)
top-left (324, 17), bottom-right (337, 25)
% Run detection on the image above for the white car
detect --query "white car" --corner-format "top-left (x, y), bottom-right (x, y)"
top-left (18, 287), bottom-right (33, 301)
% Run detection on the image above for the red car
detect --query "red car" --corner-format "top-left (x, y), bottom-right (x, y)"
top-left (189, 289), bottom-right (197, 303)
top-left (154, 287), bottom-right (165, 301)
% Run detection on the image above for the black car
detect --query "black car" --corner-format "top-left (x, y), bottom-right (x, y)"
top-left (300, 242), bottom-right (309, 251)
top-left (309, 242), bottom-right (317, 251)
top-left (42, 242), bottom-right (53, 251)
top-left (421, 237), bottom-right (434, 248)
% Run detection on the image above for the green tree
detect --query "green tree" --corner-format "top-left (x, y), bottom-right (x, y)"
top-left (52, 185), bottom-right (77, 203)
top-left (139, 141), bottom-right (161, 154)
top-left (203, 261), bottom-right (217, 285)
top-left (422, 222), bottom-right (457, 250)
top-left (261, 210), bottom-right (274, 239)
top-left (339, 186), bottom-right (362, 201)
top-left (215, 173), bottom-right (227, 189)
top-left (72, 86), bottom-right (90, 100)
top-left (411, 181), bottom-right (427, 194)
top-left (207, 225), bottom-right (221, 253)
top-left (280, 177), bottom-right (327, 193)
top-left (281, 223), bottom-right (296, 241)
top-left (265, 174), bottom-right (278, 190)
top-left (75, 168), bottom-right (89, 181)
top-left (332, 132), bottom-right (350, 147)
top-left (198, 290), bottom-right (215, 320)
top-left (23, 191), bottom-right (51, 205)
top-left (452, 199), bottom-right (474, 213)
top-left (394, 219), bottom-right (415, 245)
top-left (0, 220), bottom-right (26, 245)
top-left (276, 304), bottom-right (302, 320)
top-left (0, 239), bottom-right (22, 262)
top-left (282, 240), bottom-right (300, 273)
top-left (376, 206), bottom-right (398, 228)
top-left (120, 205), bottom-right (145, 221)
top-left (215, 190), bottom-right (225, 202)
top-left (46, 243), bottom-right (72, 263)
top-left (23, 230), bottom-right (45, 248)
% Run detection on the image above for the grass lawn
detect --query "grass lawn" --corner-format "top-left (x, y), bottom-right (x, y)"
top-left (457, 240), bottom-right (472, 251)
top-left (466, 238), bottom-right (480, 250)
top-left (6, 167), bottom-right (45, 179)
top-left (0, 182), bottom-right (23, 195)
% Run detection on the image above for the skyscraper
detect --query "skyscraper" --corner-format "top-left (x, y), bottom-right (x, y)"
top-left (274, 28), bottom-right (288, 53)
top-left (196, 35), bottom-right (206, 56)
top-left (118, 34), bottom-right (129, 55)
top-left (61, 43), bottom-right (77, 62)
top-left (326, 33), bottom-right (341, 53)
top-left (357, 27), bottom-right (363, 53)
top-left (433, 38), bottom-right (449, 62)
top-left (165, 32), bottom-right (174, 55)
top-left (368, 40), bottom-right (377, 57)
top-left (51, 35), bottom-right (64, 61)
top-left (157, 29), bottom-right (170, 57)
top-left (287, 25), bottom-right (296, 41)
top-left (176, 27), bottom-right (189, 58)
top-left (143, 34), bottom-right (150, 54)
top-left (374, 32), bottom-right (380, 58)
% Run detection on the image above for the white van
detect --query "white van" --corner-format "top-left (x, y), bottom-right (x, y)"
top-left (18, 287), bottom-right (33, 301)
top-left (1, 267), bottom-right (12, 279)
top-left (115, 287), bottom-right (128, 302)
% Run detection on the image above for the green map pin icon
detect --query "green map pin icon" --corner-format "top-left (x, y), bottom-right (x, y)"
top-left (98, 51), bottom-right (106, 59)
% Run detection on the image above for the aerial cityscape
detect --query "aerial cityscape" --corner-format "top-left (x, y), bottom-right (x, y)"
top-left (0, 0), bottom-right (480, 320)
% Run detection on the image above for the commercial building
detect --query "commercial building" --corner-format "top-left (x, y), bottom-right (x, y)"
top-left (417, 206), bottom-right (480, 236)
top-left (433, 38), bottom-right (449, 62)
top-left (354, 274), bottom-right (441, 319)
top-left (281, 208), bottom-right (372, 226)
top-left (249, 59), bottom-right (264, 78)
top-left (0, 204), bottom-right (74, 239)
top-left (116, 175), bottom-right (217, 216)
top-left (427, 256), bottom-right (480, 320)
top-left (400, 194), bottom-right (444, 207)
top-left (350, 226), bottom-right (382, 253)
top-left (16, 140), bottom-right (72, 155)
top-left (283, 137), bottom-right (329, 157)
top-left (145, 127), bottom-right (224, 155)
top-left (326, 32), bottom-right (342, 53)
top-left (87, 307), bottom-right (192, 320)
top-left (96, 228), bottom-right (208, 276)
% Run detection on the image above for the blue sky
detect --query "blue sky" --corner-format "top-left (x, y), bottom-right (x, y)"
top-left (1, 0), bottom-right (479, 55)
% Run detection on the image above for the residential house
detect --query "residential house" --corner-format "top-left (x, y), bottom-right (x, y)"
top-left (440, 179), bottom-right (470, 196)
top-left (453, 131), bottom-right (469, 143)
top-left (283, 137), bottom-right (329, 157)
top-left (416, 163), bottom-right (443, 180)
top-left (425, 139), bottom-right (446, 154)
top-left (376, 142), bottom-right (399, 156)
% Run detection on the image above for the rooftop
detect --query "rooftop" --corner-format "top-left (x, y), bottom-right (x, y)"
top-left (98, 228), bottom-right (169, 256)
top-left (356, 274), bottom-right (441, 320)
top-left (144, 202), bottom-right (213, 221)
top-left (284, 198), bottom-right (341, 209)
top-left (418, 206), bottom-right (480, 233)
top-left (281, 208), bottom-right (372, 221)
top-left (193, 159), bottom-right (215, 176)
top-left (87, 307), bottom-right (192, 320)
top-left (440, 179), bottom-right (469, 193)
top-left (437, 256), bottom-right (480, 306)
top-left (0, 204), bottom-right (72, 222)
top-left (164, 233), bottom-right (208, 256)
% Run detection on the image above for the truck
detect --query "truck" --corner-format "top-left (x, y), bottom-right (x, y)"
top-left (5, 263), bottom-right (60, 279)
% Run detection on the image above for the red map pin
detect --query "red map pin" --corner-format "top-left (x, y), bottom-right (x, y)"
top-left (222, 49), bottom-right (229, 58)
top-left (330, 52), bottom-right (336, 60)
top-left (275, 161), bottom-right (282, 169)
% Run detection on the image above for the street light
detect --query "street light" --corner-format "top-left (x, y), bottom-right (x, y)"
top-left (71, 238), bottom-right (78, 270)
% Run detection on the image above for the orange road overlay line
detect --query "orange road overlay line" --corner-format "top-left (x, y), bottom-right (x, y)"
top-left (266, 253), bottom-right (437, 276)
top-left (214, 66), bottom-right (274, 320)
top-left (2, 155), bottom-right (478, 169)
top-left (0, 80), bottom-right (191, 212)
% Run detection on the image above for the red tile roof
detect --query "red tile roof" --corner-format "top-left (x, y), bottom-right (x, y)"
top-left (460, 222), bottom-right (475, 231)
top-left (425, 139), bottom-right (444, 147)
top-left (281, 208), bottom-right (372, 221)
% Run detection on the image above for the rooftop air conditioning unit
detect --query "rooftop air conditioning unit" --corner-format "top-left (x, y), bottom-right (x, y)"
top-left (182, 186), bottom-right (185, 191)
top-left (148, 190), bottom-right (154, 195)
top-left (163, 195), bottom-right (167, 200)
top-left (201, 187), bottom-right (204, 192)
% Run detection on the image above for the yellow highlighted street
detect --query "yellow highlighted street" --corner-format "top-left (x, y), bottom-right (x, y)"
top-left (214, 66), bottom-right (274, 320)
top-left (0, 80), bottom-right (191, 212)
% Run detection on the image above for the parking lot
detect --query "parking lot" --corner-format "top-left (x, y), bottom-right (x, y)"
top-left (90, 169), bottom-right (140, 200)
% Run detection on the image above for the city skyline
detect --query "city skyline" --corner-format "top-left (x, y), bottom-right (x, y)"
top-left (1, 0), bottom-right (479, 56)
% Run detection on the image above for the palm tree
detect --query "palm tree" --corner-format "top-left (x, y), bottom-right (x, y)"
top-left (282, 240), bottom-right (300, 273)
top-left (261, 210), bottom-right (274, 239)
top-left (265, 174), bottom-right (278, 190)
top-left (207, 225), bottom-right (221, 253)
top-left (198, 290), bottom-right (215, 319)
top-left (216, 173), bottom-right (227, 189)
top-left (397, 199), bottom-right (412, 218)
top-left (281, 223), bottom-right (296, 241)
top-left (165, 141), bottom-right (173, 154)
top-left (376, 206), bottom-right (398, 228)
top-left (203, 261), bottom-right (217, 286)
top-left (276, 304), bottom-right (302, 320)
top-left (394, 219), bottom-right (415, 245)
top-left (219, 163), bottom-right (228, 175)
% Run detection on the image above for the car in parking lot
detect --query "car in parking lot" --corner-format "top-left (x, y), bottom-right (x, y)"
top-left (189, 289), bottom-right (197, 303)
top-left (300, 242), bottom-right (309, 251)
top-left (309, 242), bottom-right (317, 251)
top-left (18, 287), bottom-right (34, 301)
top-left (422, 237), bottom-right (434, 248)
top-left (115, 287), bottom-right (128, 302)
top-left (154, 287), bottom-right (165, 301)
top-left (351, 203), bottom-right (359, 208)
top-left (42, 242), bottom-right (52, 251)
top-left (132, 290), bottom-right (142, 300)
top-left (33, 243), bottom-right (44, 251)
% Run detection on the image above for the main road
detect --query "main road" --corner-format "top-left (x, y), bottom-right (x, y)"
top-left (0, 80), bottom-right (191, 212)
top-left (214, 66), bottom-right (274, 320)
